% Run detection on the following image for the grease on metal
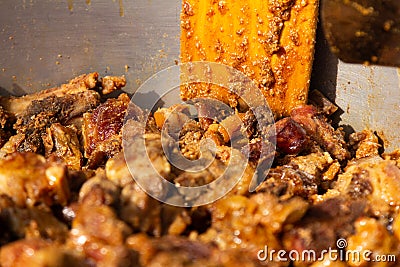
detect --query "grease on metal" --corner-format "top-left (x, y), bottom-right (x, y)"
top-left (67, 0), bottom-right (73, 11)
top-left (112, 0), bottom-right (125, 17)
top-left (67, 0), bottom-right (124, 16)
top-left (397, 69), bottom-right (400, 93)
top-left (119, 0), bottom-right (124, 17)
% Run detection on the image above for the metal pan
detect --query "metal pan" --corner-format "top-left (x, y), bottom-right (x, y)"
top-left (0, 0), bottom-right (399, 151)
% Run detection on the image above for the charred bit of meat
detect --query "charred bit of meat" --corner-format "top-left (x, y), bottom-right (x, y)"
top-left (43, 123), bottom-right (82, 170)
top-left (83, 93), bottom-right (130, 168)
top-left (257, 151), bottom-right (335, 200)
top-left (349, 129), bottom-right (381, 159)
top-left (0, 72), bottom-right (100, 117)
top-left (0, 152), bottom-right (69, 207)
top-left (283, 197), bottom-right (368, 262)
top-left (0, 195), bottom-right (68, 244)
top-left (275, 117), bottom-right (310, 155)
top-left (291, 105), bottom-right (350, 161)
top-left (347, 217), bottom-right (400, 266)
top-left (101, 75), bottom-right (126, 95)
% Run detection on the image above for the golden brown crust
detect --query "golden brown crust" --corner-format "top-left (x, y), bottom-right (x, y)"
top-left (180, 0), bottom-right (319, 117)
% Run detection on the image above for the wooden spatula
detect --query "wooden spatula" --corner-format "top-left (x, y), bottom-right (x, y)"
top-left (180, 0), bottom-right (319, 117)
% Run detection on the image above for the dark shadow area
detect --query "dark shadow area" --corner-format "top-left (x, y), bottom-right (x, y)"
top-left (100, 90), bottom-right (125, 102)
top-left (375, 131), bottom-right (386, 155)
top-left (0, 83), bottom-right (29, 97)
top-left (310, 19), bottom-right (339, 102)
top-left (132, 91), bottom-right (166, 112)
top-left (340, 124), bottom-right (356, 141)
top-left (310, 16), bottom-right (346, 128)
top-left (0, 86), bottom-right (10, 97)
top-left (11, 83), bottom-right (28, 96)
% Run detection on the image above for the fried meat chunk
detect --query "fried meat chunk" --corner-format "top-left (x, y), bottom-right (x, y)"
top-left (0, 73), bottom-right (126, 162)
top-left (200, 193), bottom-right (308, 266)
top-left (69, 173), bottom-right (137, 267)
top-left (0, 238), bottom-right (89, 267)
top-left (83, 93), bottom-right (130, 168)
top-left (106, 153), bottom-right (164, 236)
top-left (349, 129), bottom-right (381, 159)
top-left (106, 152), bottom-right (193, 237)
top-left (8, 91), bottom-right (99, 155)
top-left (127, 234), bottom-right (213, 267)
top-left (101, 75), bottom-right (126, 95)
top-left (258, 151), bottom-right (336, 199)
top-left (0, 72), bottom-right (99, 117)
top-left (275, 117), bottom-right (310, 155)
top-left (283, 197), bottom-right (367, 264)
top-left (127, 234), bottom-right (265, 267)
top-left (0, 195), bottom-right (68, 244)
top-left (346, 217), bottom-right (399, 267)
top-left (0, 152), bottom-right (69, 207)
top-left (119, 181), bottom-right (163, 237)
top-left (42, 123), bottom-right (82, 170)
top-left (291, 105), bottom-right (350, 161)
top-left (332, 156), bottom-right (400, 216)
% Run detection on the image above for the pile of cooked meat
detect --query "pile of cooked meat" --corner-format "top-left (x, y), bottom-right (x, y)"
top-left (0, 73), bottom-right (399, 267)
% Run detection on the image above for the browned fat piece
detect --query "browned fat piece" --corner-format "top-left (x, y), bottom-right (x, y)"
top-left (180, 0), bottom-right (319, 117)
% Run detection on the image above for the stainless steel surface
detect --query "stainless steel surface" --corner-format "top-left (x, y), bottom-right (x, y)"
top-left (312, 28), bottom-right (400, 152)
top-left (335, 63), bottom-right (400, 151)
top-left (0, 0), bottom-right (181, 95)
top-left (0, 0), bottom-right (400, 151)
